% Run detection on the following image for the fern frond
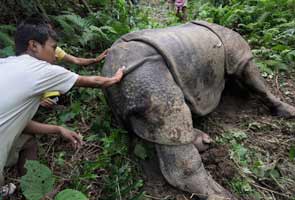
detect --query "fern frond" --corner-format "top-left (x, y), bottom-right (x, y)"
top-left (99, 26), bottom-right (117, 34)
top-left (89, 25), bottom-right (109, 40)
top-left (80, 29), bottom-right (95, 46)
top-left (53, 16), bottom-right (76, 35)
top-left (61, 14), bottom-right (90, 28)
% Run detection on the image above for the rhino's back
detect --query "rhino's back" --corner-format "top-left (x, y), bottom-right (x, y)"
top-left (191, 21), bottom-right (253, 75)
top-left (104, 23), bottom-right (226, 116)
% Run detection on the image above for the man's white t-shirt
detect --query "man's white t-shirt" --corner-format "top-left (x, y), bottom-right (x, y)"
top-left (0, 54), bottom-right (78, 177)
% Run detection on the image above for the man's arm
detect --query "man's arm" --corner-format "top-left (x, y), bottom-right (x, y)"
top-left (75, 66), bottom-right (125, 88)
top-left (24, 120), bottom-right (83, 148)
top-left (63, 54), bottom-right (97, 66)
top-left (62, 50), bottom-right (108, 66)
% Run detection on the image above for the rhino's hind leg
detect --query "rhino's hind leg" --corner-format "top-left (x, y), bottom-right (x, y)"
top-left (237, 60), bottom-right (295, 117)
top-left (156, 144), bottom-right (237, 200)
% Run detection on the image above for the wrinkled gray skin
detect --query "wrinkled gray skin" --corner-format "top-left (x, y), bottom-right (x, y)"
top-left (102, 21), bottom-right (295, 200)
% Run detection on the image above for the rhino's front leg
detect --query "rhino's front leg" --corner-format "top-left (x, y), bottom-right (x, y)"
top-left (156, 143), bottom-right (236, 200)
top-left (237, 60), bottom-right (295, 117)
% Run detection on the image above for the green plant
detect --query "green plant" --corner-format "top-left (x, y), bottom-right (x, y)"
top-left (21, 160), bottom-right (55, 200)
top-left (21, 160), bottom-right (88, 200)
top-left (81, 130), bottom-right (145, 200)
top-left (0, 25), bottom-right (15, 57)
top-left (55, 189), bottom-right (88, 200)
top-left (190, 0), bottom-right (295, 74)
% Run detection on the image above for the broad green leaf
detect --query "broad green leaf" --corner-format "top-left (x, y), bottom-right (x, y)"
top-left (269, 169), bottom-right (280, 179)
top-left (20, 160), bottom-right (55, 200)
top-left (55, 189), bottom-right (88, 200)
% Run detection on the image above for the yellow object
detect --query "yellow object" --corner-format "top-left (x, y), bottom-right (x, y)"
top-left (42, 91), bottom-right (60, 99)
top-left (55, 47), bottom-right (67, 61)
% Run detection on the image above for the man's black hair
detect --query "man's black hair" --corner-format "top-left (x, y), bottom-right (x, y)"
top-left (15, 18), bottom-right (58, 56)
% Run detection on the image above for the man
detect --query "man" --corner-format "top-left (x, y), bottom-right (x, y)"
top-left (0, 21), bottom-right (124, 197)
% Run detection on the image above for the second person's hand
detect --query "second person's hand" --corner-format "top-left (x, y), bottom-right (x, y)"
top-left (59, 127), bottom-right (84, 149)
top-left (95, 49), bottom-right (109, 63)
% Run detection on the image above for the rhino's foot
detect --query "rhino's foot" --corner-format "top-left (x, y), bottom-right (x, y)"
top-left (191, 170), bottom-right (238, 200)
top-left (272, 101), bottom-right (295, 118)
top-left (193, 131), bottom-right (212, 152)
top-left (156, 144), bottom-right (238, 200)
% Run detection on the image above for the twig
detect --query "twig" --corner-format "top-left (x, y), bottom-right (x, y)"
top-left (144, 194), bottom-right (171, 200)
top-left (271, 192), bottom-right (276, 200)
top-left (116, 176), bottom-right (122, 200)
top-left (250, 183), bottom-right (291, 199)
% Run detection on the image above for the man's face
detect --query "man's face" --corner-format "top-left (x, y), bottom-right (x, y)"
top-left (32, 37), bottom-right (57, 64)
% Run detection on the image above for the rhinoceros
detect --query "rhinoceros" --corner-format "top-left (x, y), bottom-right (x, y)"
top-left (102, 21), bottom-right (295, 200)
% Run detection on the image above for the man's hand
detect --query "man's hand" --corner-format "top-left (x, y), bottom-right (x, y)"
top-left (112, 66), bottom-right (125, 83)
top-left (59, 127), bottom-right (83, 149)
top-left (40, 98), bottom-right (57, 108)
top-left (95, 49), bottom-right (109, 63)
top-left (24, 121), bottom-right (84, 149)
top-left (75, 66), bottom-right (126, 88)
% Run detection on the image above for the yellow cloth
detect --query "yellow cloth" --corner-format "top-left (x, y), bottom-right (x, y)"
top-left (42, 91), bottom-right (60, 99)
top-left (55, 47), bottom-right (67, 61)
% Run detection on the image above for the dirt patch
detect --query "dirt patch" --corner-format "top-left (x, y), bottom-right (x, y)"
top-left (202, 145), bottom-right (236, 182)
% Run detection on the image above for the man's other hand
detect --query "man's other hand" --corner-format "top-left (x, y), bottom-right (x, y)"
top-left (112, 66), bottom-right (125, 83)
top-left (59, 127), bottom-right (83, 149)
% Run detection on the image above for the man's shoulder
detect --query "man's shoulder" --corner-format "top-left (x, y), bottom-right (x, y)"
top-left (0, 54), bottom-right (44, 65)
top-left (0, 55), bottom-right (69, 76)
